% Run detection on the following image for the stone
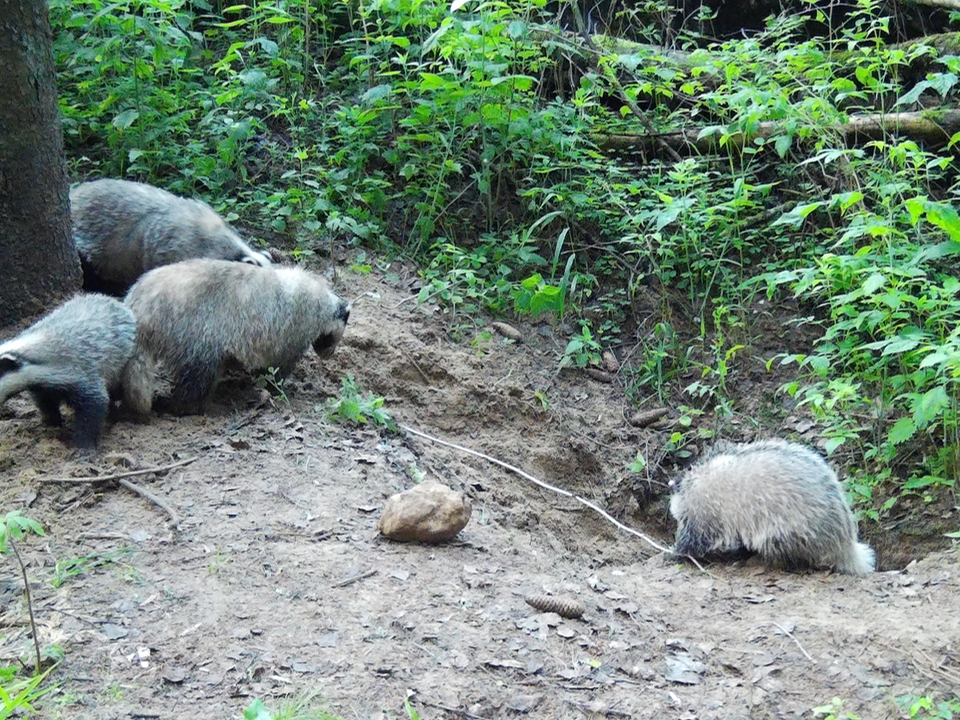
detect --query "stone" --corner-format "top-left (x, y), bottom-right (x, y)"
top-left (379, 481), bottom-right (471, 542)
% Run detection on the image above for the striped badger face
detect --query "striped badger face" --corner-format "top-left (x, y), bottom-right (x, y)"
top-left (0, 294), bottom-right (136, 451)
top-left (239, 249), bottom-right (273, 267)
top-left (0, 353), bottom-right (22, 375)
top-left (312, 295), bottom-right (351, 359)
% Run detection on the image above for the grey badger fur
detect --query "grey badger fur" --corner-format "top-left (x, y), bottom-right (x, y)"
top-left (71, 178), bottom-right (271, 294)
top-left (0, 294), bottom-right (136, 451)
top-left (123, 259), bottom-right (350, 415)
top-left (669, 439), bottom-right (875, 576)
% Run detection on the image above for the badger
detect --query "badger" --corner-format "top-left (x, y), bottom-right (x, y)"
top-left (668, 439), bottom-right (875, 576)
top-left (123, 259), bottom-right (350, 415)
top-left (70, 178), bottom-right (271, 294)
top-left (0, 294), bottom-right (136, 451)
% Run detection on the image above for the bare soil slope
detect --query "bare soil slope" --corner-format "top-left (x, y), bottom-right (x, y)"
top-left (0, 263), bottom-right (957, 720)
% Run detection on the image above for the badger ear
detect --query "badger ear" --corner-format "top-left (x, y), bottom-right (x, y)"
top-left (335, 299), bottom-right (350, 324)
top-left (0, 353), bottom-right (22, 375)
top-left (240, 251), bottom-right (272, 267)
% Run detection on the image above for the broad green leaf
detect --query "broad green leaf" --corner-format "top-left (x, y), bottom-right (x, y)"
top-left (772, 202), bottom-right (825, 228)
top-left (912, 385), bottom-right (950, 428)
top-left (823, 436), bottom-right (845, 455)
top-left (904, 196), bottom-right (927, 224)
top-left (861, 272), bottom-right (886, 295)
top-left (112, 109), bottom-right (138, 129)
top-left (903, 475), bottom-right (952, 489)
top-left (419, 73), bottom-right (449, 91)
top-left (924, 200), bottom-right (960, 242)
top-left (888, 416), bottom-right (916, 445)
top-left (244, 698), bottom-right (274, 720)
top-left (774, 134), bottom-right (792, 158)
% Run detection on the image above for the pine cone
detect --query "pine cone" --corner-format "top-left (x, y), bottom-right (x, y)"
top-left (491, 322), bottom-right (522, 341)
top-left (524, 594), bottom-right (585, 619)
top-left (602, 350), bottom-right (620, 373)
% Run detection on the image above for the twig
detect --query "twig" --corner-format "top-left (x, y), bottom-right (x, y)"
top-left (399, 424), bottom-right (673, 554)
top-left (764, 621), bottom-right (816, 664)
top-left (117, 479), bottom-right (180, 530)
top-left (7, 536), bottom-right (42, 673)
top-left (415, 696), bottom-right (492, 720)
top-left (912, 647), bottom-right (960, 687)
top-left (226, 410), bottom-right (264, 435)
top-left (41, 456), bottom-right (199, 484)
top-left (393, 294), bottom-right (420, 309)
top-left (399, 348), bottom-right (432, 385)
top-left (331, 569), bottom-right (377, 588)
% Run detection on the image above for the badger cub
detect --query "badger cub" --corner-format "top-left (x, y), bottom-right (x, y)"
top-left (0, 294), bottom-right (136, 451)
top-left (123, 259), bottom-right (350, 415)
top-left (71, 178), bottom-right (271, 294)
top-left (669, 439), bottom-right (875, 576)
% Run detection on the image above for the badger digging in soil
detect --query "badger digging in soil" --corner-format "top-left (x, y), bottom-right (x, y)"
top-left (668, 439), bottom-right (876, 576)
top-left (70, 178), bottom-right (271, 294)
top-left (0, 294), bottom-right (136, 451)
top-left (122, 259), bottom-right (351, 415)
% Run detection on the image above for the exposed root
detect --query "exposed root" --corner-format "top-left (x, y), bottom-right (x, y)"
top-left (399, 423), bottom-right (673, 555)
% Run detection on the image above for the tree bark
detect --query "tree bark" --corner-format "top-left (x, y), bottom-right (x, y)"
top-left (0, 0), bottom-right (81, 327)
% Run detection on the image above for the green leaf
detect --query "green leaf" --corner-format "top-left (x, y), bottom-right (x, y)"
top-left (772, 202), bottom-right (825, 228)
top-left (912, 385), bottom-right (950, 429)
top-left (774, 134), bottom-right (792, 158)
top-left (903, 475), bottom-right (952, 490)
top-left (861, 272), bottom-right (886, 295)
top-left (244, 698), bottom-right (274, 720)
top-left (520, 274), bottom-right (543, 290)
top-left (112, 109), bottom-right (139, 129)
top-left (418, 73), bottom-right (449, 91)
top-left (888, 416), bottom-right (916, 445)
top-left (895, 80), bottom-right (930, 107)
top-left (823, 436), bottom-right (846, 455)
top-left (506, 20), bottom-right (527, 38)
top-left (904, 196), bottom-right (927, 224)
top-left (923, 200), bottom-right (960, 242)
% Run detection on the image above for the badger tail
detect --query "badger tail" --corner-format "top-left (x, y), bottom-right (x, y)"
top-left (839, 541), bottom-right (876, 576)
top-left (121, 349), bottom-right (156, 416)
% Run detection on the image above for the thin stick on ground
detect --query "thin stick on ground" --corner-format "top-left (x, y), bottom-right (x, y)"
top-left (331, 569), bottom-right (377, 588)
top-left (765, 621), bottom-right (817, 664)
top-left (6, 535), bottom-right (42, 673)
top-left (399, 423), bottom-right (673, 555)
top-left (117, 478), bottom-right (180, 530)
top-left (41, 456), bottom-right (199, 484)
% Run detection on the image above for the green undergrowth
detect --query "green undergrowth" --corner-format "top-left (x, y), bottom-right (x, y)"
top-left (1, 512), bottom-right (58, 718)
top-left (50, 0), bottom-right (960, 520)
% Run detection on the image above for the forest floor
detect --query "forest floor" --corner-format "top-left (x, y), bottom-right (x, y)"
top-left (0, 259), bottom-right (958, 720)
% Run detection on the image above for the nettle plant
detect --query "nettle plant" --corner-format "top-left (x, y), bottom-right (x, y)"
top-left (769, 191), bottom-right (960, 502)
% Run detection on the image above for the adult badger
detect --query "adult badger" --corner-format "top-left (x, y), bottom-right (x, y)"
top-left (0, 295), bottom-right (136, 451)
top-left (669, 439), bottom-right (875, 576)
top-left (123, 259), bottom-right (350, 415)
top-left (70, 178), bottom-right (271, 294)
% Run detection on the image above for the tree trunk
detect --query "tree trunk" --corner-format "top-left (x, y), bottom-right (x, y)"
top-left (0, 0), bottom-right (81, 327)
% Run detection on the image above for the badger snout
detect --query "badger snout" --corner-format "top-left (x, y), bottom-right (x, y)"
top-left (313, 299), bottom-right (350, 358)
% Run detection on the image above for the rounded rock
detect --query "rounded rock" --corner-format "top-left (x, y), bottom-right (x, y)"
top-left (379, 481), bottom-right (471, 543)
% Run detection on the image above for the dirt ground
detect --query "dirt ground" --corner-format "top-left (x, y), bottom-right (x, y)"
top-left (1, 261), bottom-right (958, 720)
